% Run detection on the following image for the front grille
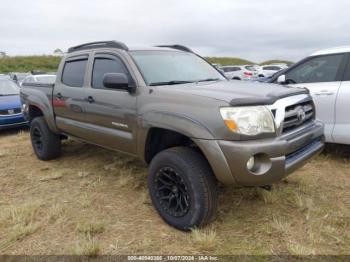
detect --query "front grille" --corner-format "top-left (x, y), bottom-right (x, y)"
top-left (0, 108), bottom-right (22, 116)
top-left (282, 100), bottom-right (314, 133)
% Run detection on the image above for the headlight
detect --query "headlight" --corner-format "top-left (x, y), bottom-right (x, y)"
top-left (220, 106), bottom-right (275, 136)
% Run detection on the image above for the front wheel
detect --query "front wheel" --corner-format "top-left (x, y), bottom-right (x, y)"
top-left (30, 117), bottom-right (61, 160)
top-left (148, 147), bottom-right (218, 230)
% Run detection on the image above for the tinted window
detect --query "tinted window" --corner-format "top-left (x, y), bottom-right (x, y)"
top-left (245, 66), bottom-right (257, 71)
top-left (343, 57), bottom-right (350, 81)
top-left (222, 67), bottom-right (240, 72)
top-left (62, 59), bottom-right (87, 87)
top-left (263, 66), bottom-right (281, 71)
top-left (92, 57), bottom-right (128, 88)
top-left (285, 54), bottom-right (343, 84)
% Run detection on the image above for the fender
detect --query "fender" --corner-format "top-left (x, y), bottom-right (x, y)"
top-left (136, 111), bottom-right (236, 184)
top-left (22, 87), bottom-right (60, 134)
top-left (137, 110), bottom-right (215, 160)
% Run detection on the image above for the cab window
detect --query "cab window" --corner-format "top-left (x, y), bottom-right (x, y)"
top-left (343, 56), bottom-right (350, 81)
top-left (92, 57), bottom-right (128, 89)
top-left (284, 54), bottom-right (344, 84)
top-left (62, 59), bottom-right (88, 87)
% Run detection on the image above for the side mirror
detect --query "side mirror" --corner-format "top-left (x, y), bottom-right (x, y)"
top-left (103, 73), bottom-right (135, 93)
top-left (277, 74), bottom-right (286, 84)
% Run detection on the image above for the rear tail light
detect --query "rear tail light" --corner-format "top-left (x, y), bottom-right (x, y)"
top-left (244, 72), bottom-right (253, 76)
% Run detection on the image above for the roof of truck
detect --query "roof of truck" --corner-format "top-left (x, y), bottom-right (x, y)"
top-left (310, 46), bottom-right (350, 56)
top-left (128, 46), bottom-right (184, 52)
top-left (67, 41), bottom-right (193, 54)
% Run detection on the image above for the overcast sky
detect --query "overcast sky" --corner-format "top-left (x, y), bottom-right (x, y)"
top-left (1, 0), bottom-right (350, 62)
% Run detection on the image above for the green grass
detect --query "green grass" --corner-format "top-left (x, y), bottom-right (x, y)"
top-left (0, 56), bottom-right (61, 73)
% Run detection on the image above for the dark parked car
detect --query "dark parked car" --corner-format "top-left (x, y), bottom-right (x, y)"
top-left (0, 80), bottom-right (28, 130)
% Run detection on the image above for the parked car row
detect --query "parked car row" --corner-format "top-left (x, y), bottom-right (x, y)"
top-left (10, 71), bottom-right (56, 86)
top-left (0, 72), bottom-right (56, 130)
top-left (0, 79), bottom-right (27, 130)
top-left (221, 65), bottom-right (259, 80)
top-left (220, 63), bottom-right (289, 80)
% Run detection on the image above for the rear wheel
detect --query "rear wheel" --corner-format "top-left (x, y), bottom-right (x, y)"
top-left (30, 117), bottom-right (61, 160)
top-left (148, 147), bottom-right (218, 230)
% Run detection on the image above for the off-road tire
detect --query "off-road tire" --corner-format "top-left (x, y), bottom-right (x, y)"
top-left (30, 117), bottom-right (61, 160)
top-left (148, 146), bottom-right (218, 230)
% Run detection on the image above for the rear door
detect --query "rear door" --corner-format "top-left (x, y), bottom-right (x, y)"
top-left (83, 52), bottom-right (138, 154)
top-left (281, 53), bottom-right (347, 142)
top-left (53, 54), bottom-right (89, 137)
top-left (332, 53), bottom-right (350, 144)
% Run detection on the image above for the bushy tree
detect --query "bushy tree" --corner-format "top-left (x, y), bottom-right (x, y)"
top-left (53, 48), bottom-right (63, 56)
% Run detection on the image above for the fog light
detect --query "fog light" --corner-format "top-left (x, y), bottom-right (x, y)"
top-left (247, 156), bottom-right (255, 171)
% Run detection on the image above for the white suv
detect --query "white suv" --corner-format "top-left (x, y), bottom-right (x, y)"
top-left (270, 46), bottom-right (350, 145)
top-left (259, 64), bottom-right (287, 77)
top-left (221, 65), bottom-right (259, 80)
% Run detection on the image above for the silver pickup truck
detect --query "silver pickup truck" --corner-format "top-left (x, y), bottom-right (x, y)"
top-left (21, 41), bottom-right (324, 230)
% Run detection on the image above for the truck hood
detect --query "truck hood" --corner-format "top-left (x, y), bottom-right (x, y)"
top-left (159, 80), bottom-right (309, 106)
top-left (0, 95), bottom-right (21, 110)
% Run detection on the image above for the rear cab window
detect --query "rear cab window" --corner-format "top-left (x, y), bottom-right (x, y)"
top-left (62, 56), bottom-right (88, 87)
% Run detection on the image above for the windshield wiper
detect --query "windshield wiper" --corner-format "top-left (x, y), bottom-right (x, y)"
top-left (149, 80), bottom-right (194, 86)
top-left (196, 78), bottom-right (220, 82)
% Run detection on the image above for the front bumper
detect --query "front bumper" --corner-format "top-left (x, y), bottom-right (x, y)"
top-left (195, 120), bottom-right (324, 186)
top-left (0, 114), bottom-right (29, 130)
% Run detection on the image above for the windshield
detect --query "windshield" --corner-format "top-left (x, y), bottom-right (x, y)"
top-left (0, 80), bottom-right (19, 96)
top-left (130, 51), bottom-right (225, 86)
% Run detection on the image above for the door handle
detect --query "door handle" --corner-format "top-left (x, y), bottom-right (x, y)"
top-left (56, 93), bottom-right (63, 99)
top-left (86, 96), bottom-right (95, 103)
top-left (314, 90), bottom-right (334, 96)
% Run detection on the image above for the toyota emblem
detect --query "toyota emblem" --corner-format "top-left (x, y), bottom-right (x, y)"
top-left (297, 107), bottom-right (306, 122)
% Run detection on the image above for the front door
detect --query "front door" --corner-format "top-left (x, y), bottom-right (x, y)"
top-left (333, 55), bottom-right (350, 144)
top-left (83, 52), bottom-right (138, 154)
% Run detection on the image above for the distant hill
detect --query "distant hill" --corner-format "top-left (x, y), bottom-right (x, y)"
top-left (260, 59), bottom-right (294, 66)
top-left (205, 57), bottom-right (293, 66)
top-left (205, 57), bottom-right (254, 66)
